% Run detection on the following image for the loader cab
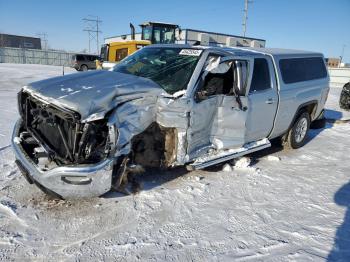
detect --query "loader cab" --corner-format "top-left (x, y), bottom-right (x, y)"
top-left (140, 22), bottom-right (179, 44)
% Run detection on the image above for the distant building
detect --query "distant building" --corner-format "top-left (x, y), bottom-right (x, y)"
top-left (0, 34), bottom-right (41, 49)
top-left (325, 57), bottom-right (340, 68)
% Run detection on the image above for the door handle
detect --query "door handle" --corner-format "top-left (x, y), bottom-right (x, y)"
top-left (265, 98), bottom-right (274, 104)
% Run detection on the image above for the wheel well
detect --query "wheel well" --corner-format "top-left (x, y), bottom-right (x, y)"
top-left (288, 101), bottom-right (317, 130)
top-left (130, 123), bottom-right (177, 168)
top-left (301, 103), bottom-right (317, 119)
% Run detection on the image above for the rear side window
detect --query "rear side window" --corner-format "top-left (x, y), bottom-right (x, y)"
top-left (250, 58), bottom-right (271, 93)
top-left (86, 55), bottom-right (97, 61)
top-left (279, 57), bottom-right (327, 84)
top-left (76, 55), bottom-right (84, 61)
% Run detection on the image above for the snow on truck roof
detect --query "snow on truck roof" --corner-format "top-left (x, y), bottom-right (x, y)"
top-left (147, 44), bottom-right (324, 58)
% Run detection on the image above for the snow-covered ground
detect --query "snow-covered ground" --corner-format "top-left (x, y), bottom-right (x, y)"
top-left (0, 63), bottom-right (349, 261)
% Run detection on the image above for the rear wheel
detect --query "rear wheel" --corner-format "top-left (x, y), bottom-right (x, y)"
top-left (80, 64), bottom-right (88, 71)
top-left (283, 112), bottom-right (310, 149)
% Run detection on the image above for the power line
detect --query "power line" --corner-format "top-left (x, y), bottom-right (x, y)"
top-left (242, 0), bottom-right (252, 37)
top-left (83, 16), bottom-right (102, 54)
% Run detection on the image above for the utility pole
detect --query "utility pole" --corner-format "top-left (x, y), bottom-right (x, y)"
top-left (36, 32), bottom-right (48, 50)
top-left (83, 16), bottom-right (102, 54)
top-left (339, 44), bottom-right (346, 67)
top-left (242, 0), bottom-right (252, 37)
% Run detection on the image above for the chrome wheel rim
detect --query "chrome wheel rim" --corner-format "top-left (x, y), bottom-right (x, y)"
top-left (295, 117), bottom-right (308, 143)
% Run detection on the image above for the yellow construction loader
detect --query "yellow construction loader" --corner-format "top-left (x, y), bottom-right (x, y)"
top-left (98, 22), bottom-right (179, 69)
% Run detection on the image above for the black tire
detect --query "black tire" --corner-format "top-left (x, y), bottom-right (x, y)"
top-left (283, 112), bottom-right (311, 149)
top-left (310, 117), bottom-right (326, 129)
top-left (339, 82), bottom-right (350, 110)
top-left (80, 64), bottom-right (88, 71)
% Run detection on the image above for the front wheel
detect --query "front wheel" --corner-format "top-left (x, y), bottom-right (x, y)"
top-left (283, 112), bottom-right (310, 149)
top-left (80, 64), bottom-right (88, 71)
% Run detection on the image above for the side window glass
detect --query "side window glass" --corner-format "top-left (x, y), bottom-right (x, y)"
top-left (201, 57), bottom-right (232, 97)
top-left (116, 48), bottom-right (128, 61)
top-left (250, 58), bottom-right (271, 93)
top-left (196, 56), bottom-right (249, 101)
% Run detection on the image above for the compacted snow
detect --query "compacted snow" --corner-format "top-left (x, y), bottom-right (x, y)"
top-left (0, 63), bottom-right (349, 261)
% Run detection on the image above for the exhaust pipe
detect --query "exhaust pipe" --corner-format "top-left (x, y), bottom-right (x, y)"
top-left (130, 23), bottom-right (135, 40)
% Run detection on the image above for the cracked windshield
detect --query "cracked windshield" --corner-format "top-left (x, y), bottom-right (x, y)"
top-left (113, 47), bottom-right (202, 94)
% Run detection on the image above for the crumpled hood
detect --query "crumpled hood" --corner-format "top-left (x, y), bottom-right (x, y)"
top-left (24, 70), bottom-right (163, 120)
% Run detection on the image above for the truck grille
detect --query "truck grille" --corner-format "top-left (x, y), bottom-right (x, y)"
top-left (18, 91), bottom-right (109, 164)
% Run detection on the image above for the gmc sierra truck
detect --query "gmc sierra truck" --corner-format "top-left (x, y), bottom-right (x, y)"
top-left (12, 45), bottom-right (329, 198)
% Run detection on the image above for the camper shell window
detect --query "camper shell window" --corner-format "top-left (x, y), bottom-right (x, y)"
top-left (279, 57), bottom-right (327, 84)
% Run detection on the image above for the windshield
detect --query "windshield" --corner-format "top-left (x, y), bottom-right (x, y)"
top-left (142, 26), bottom-right (152, 41)
top-left (112, 47), bottom-right (202, 94)
top-left (152, 26), bottom-right (175, 44)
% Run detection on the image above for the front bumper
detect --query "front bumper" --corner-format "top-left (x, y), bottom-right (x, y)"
top-left (12, 119), bottom-right (114, 199)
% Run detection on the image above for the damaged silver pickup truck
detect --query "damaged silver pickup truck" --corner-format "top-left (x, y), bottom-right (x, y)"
top-left (12, 45), bottom-right (329, 198)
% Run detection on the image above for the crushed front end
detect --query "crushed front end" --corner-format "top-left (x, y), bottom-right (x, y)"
top-left (12, 91), bottom-right (116, 198)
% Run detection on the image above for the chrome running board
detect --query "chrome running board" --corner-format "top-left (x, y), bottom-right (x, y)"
top-left (189, 138), bottom-right (271, 170)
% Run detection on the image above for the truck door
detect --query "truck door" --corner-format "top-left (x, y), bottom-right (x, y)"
top-left (187, 56), bottom-right (252, 157)
top-left (246, 57), bottom-right (278, 141)
top-left (187, 95), bottom-right (219, 157)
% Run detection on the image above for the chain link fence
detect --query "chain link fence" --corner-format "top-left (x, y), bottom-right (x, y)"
top-left (0, 47), bottom-right (77, 66)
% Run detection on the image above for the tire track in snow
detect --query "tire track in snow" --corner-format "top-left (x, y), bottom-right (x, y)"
top-left (0, 144), bottom-right (11, 152)
top-left (0, 201), bottom-right (27, 228)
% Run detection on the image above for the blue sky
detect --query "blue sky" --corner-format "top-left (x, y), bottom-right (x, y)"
top-left (0, 0), bottom-right (349, 62)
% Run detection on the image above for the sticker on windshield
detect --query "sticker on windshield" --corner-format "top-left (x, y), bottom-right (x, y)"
top-left (179, 49), bottom-right (202, 56)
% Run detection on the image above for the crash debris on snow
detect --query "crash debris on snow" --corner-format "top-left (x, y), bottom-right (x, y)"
top-left (222, 163), bottom-right (233, 172)
top-left (266, 155), bottom-right (281, 162)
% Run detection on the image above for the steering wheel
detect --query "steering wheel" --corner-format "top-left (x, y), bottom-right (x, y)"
top-left (139, 57), bottom-right (153, 65)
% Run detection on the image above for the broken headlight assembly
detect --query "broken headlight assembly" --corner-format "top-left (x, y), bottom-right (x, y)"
top-left (17, 91), bottom-right (113, 168)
